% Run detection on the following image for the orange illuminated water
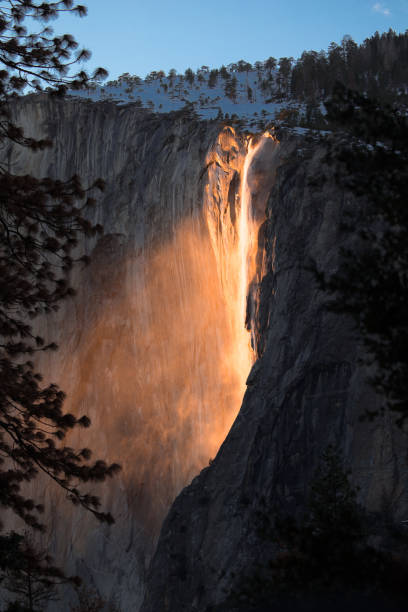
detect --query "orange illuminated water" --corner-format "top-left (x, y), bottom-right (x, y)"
top-left (238, 132), bottom-right (275, 359)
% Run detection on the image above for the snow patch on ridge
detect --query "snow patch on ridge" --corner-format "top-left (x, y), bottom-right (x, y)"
top-left (69, 67), bottom-right (301, 127)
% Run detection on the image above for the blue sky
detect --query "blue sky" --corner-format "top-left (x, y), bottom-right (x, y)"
top-left (51, 0), bottom-right (407, 80)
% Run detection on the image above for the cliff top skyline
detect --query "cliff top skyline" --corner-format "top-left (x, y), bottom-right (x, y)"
top-left (51, 0), bottom-right (407, 80)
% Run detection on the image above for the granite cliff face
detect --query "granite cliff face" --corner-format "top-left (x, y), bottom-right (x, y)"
top-left (8, 96), bottom-right (271, 609)
top-left (6, 96), bottom-right (408, 611)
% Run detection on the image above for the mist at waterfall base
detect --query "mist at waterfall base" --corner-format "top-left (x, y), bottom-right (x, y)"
top-left (14, 127), bottom-right (279, 606)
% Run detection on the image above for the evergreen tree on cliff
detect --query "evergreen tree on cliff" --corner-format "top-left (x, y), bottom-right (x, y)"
top-left (0, 0), bottom-right (120, 532)
top-left (0, 530), bottom-right (80, 611)
top-left (214, 447), bottom-right (408, 611)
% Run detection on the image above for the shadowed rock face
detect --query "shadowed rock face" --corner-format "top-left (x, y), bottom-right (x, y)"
top-left (6, 97), bottom-right (408, 612)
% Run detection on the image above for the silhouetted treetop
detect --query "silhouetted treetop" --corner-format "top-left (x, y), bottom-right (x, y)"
top-left (0, 0), bottom-right (120, 531)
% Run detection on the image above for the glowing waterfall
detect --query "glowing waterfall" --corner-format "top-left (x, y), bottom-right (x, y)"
top-left (238, 132), bottom-right (275, 355)
top-left (205, 129), bottom-right (276, 431)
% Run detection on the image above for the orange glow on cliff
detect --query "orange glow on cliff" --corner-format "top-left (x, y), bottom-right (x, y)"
top-left (32, 128), bottom-right (280, 553)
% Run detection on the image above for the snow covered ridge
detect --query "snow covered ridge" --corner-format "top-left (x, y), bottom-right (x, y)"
top-left (68, 31), bottom-right (408, 127)
top-left (68, 64), bottom-right (303, 128)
